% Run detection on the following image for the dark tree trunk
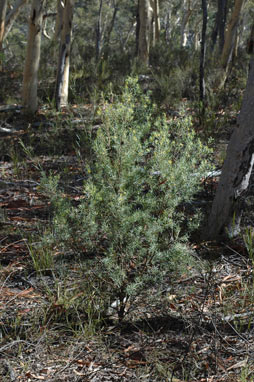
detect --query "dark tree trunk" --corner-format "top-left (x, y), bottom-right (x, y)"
top-left (96, 0), bottom-right (103, 61)
top-left (211, 10), bottom-right (218, 51)
top-left (218, 0), bottom-right (228, 53)
top-left (135, 0), bottom-right (140, 57)
top-left (206, 54), bottom-right (254, 239)
top-left (103, 0), bottom-right (119, 57)
top-left (211, 0), bottom-right (227, 53)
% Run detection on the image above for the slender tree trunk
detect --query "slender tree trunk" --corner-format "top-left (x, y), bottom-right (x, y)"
top-left (193, 17), bottom-right (202, 50)
top-left (96, 0), bottom-right (103, 61)
top-left (215, 0), bottom-right (244, 89)
top-left (211, 0), bottom-right (228, 53)
top-left (135, 0), bottom-right (140, 56)
top-left (54, 0), bottom-right (64, 40)
top-left (181, 0), bottom-right (191, 47)
top-left (103, 0), bottom-right (119, 56)
top-left (199, 0), bottom-right (207, 117)
top-left (218, 0), bottom-right (228, 53)
top-left (165, 7), bottom-right (171, 43)
top-left (123, 20), bottom-right (136, 52)
top-left (150, 0), bottom-right (160, 46)
top-left (0, 0), bottom-right (8, 50)
top-left (55, 0), bottom-right (74, 110)
top-left (221, 0), bottom-right (244, 68)
top-left (206, 50), bottom-right (254, 239)
top-left (22, 0), bottom-right (44, 113)
top-left (3, 0), bottom-right (28, 41)
top-left (138, 0), bottom-right (152, 66)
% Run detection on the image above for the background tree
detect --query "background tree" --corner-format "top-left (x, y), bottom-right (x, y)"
top-left (95, 0), bottom-right (103, 61)
top-left (0, 0), bottom-right (253, 108)
top-left (151, 0), bottom-right (160, 45)
top-left (55, 0), bottom-right (74, 110)
top-left (0, 0), bottom-right (8, 50)
top-left (138, 0), bottom-right (152, 66)
top-left (215, 0), bottom-right (245, 88)
top-left (211, 0), bottom-right (228, 53)
top-left (54, 0), bottom-right (64, 40)
top-left (22, 0), bottom-right (45, 113)
top-left (199, 0), bottom-right (207, 120)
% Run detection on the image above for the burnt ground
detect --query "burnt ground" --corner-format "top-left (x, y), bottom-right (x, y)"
top-left (1, 105), bottom-right (254, 382)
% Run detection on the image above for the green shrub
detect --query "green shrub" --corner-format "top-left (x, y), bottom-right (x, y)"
top-left (51, 77), bottom-right (212, 320)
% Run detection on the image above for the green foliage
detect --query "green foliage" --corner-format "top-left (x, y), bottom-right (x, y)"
top-left (50, 78), bottom-right (212, 320)
top-left (27, 240), bottom-right (54, 274)
top-left (244, 227), bottom-right (254, 265)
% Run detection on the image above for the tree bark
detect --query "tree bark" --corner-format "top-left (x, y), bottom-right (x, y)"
top-left (135, 0), bottom-right (140, 56)
top-left (199, 0), bottom-right (207, 116)
top-left (138, 0), bottom-right (152, 66)
top-left (215, 0), bottom-right (244, 89)
top-left (218, 0), bottom-right (228, 53)
top-left (55, 0), bottom-right (74, 110)
top-left (96, 0), bottom-right (103, 61)
top-left (206, 53), bottom-right (254, 239)
top-left (22, 0), bottom-right (44, 113)
top-left (150, 0), bottom-right (160, 46)
top-left (211, 0), bottom-right (227, 53)
top-left (221, 0), bottom-right (244, 68)
top-left (103, 0), bottom-right (119, 56)
top-left (54, 0), bottom-right (64, 40)
top-left (180, 0), bottom-right (191, 47)
top-left (0, 0), bottom-right (8, 50)
top-left (165, 7), bottom-right (171, 43)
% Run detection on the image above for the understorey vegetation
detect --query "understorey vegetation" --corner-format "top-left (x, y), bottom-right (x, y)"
top-left (46, 78), bottom-right (212, 321)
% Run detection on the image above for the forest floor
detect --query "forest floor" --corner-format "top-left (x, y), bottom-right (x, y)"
top-left (0, 105), bottom-right (254, 382)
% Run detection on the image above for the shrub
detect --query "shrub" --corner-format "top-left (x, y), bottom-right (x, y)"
top-left (51, 77), bottom-right (212, 321)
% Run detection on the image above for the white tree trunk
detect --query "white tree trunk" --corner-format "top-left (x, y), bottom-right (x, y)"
top-left (22, 0), bottom-right (44, 113)
top-left (55, 0), bottom-right (74, 110)
top-left (0, 0), bottom-right (8, 49)
top-left (180, 0), bottom-right (191, 47)
top-left (207, 54), bottom-right (254, 239)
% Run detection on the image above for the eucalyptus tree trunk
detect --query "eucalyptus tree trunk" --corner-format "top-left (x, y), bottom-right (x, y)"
top-left (151, 0), bottom-right (160, 46)
top-left (206, 51), bottom-right (254, 239)
top-left (215, 0), bottom-right (244, 89)
top-left (103, 0), bottom-right (119, 56)
top-left (218, 0), bottom-right (228, 53)
top-left (138, 0), bottom-right (152, 66)
top-left (199, 0), bottom-right (207, 118)
top-left (54, 0), bottom-right (64, 40)
top-left (180, 0), bottom-right (191, 47)
top-left (3, 0), bottom-right (29, 41)
top-left (211, 0), bottom-right (227, 53)
top-left (96, 0), bottom-right (103, 61)
top-left (55, 0), bottom-right (74, 110)
top-left (165, 7), bottom-right (171, 43)
top-left (135, 0), bottom-right (140, 56)
top-left (0, 0), bottom-right (8, 50)
top-left (22, 0), bottom-right (44, 113)
top-left (221, 0), bottom-right (244, 67)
